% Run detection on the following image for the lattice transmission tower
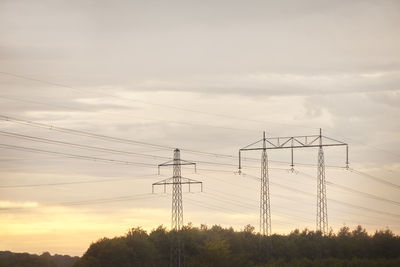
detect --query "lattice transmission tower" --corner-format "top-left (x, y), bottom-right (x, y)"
top-left (239, 129), bottom-right (348, 235)
top-left (317, 135), bottom-right (328, 234)
top-left (239, 131), bottom-right (271, 235)
top-left (152, 148), bottom-right (202, 267)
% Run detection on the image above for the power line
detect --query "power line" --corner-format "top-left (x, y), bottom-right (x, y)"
top-left (0, 120), bottom-right (322, 170)
top-left (7, 153), bottom-right (386, 224)
top-left (0, 130), bottom-right (171, 160)
top-left (184, 195), bottom-right (255, 216)
top-left (242, 172), bottom-right (400, 221)
top-left (295, 170), bottom-right (400, 206)
top-left (0, 115), bottom-right (173, 151)
top-left (56, 193), bottom-right (155, 206)
top-left (348, 168), bottom-right (400, 190)
top-left (195, 173), bottom-right (331, 225)
top-left (0, 174), bottom-right (157, 188)
top-left (0, 94), bottom-right (253, 133)
top-left (1, 113), bottom-right (249, 161)
top-left (327, 181), bottom-right (400, 207)
top-left (0, 193), bottom-right (161, 211)
top-left (329, 198), bottom-right (400, 220)
top-left (186, 193), bottom-right (305, 227)
top-left (324, 129), bottom-right (400, 159)
top-left (0, 155), bottom-right (66, 162)
top-left (0, 71), bottom-right (84, 92)
top-left (0, 114), bottom-right (265, 162)
top-left (242, 171), bottom-right (400, 225)
top-left (3, 96), bottom-right (399, 167)
top-left (185, 196), bottom-right (300, 229)
top-left (203, 191), bottom-right (315, 224)
top-left (197, 190), bottom-right (391, 229)
top-left (0, 143), bottom-right (157, 168)
top-left (0, 114), bottom-right (350, 169)
top-left (209, 186), bottom-right (314, 208)
top-left (0, 130), bottom-right (271, 172)
top-left (0, 71), bottom-right (317, 130)
top-left (207, 187), bottom-right (398, 228)
top-left (6, 169), bottom-right (390, 227)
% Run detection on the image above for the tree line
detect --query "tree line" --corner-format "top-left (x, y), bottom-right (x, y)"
top-left (0, 251), bottom-right (78, 267)
top-left (73, 224), bottom-right (400, 267)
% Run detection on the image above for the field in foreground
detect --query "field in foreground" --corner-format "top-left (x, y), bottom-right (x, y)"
top-left (72, 225), bottom-right (400, 267)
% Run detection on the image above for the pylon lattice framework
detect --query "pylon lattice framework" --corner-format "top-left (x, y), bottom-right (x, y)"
top-left (172, 149), bottom-right (183, 230)
top-left (260, 132), bottom-right (271, 235)
top-left (239, 129), bottom-right (348, 235)
top-left (317, 145), bottom-right (328, 234)
top-left (152, 149), bottom-right (202, 267)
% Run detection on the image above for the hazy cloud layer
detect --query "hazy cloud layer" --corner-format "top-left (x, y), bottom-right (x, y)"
top-left (0, 0), bottom-right (399, 256)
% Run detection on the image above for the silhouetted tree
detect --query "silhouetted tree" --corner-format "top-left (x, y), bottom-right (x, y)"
top-left (73, 225), bottom-right (400, 267)
top-left (0, 251), bottom-right (78, 267)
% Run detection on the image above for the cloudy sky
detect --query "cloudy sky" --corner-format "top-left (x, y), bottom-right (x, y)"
top-left (0, 0), bottom-right (399, 256)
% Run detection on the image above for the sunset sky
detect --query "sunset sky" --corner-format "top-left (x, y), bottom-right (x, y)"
top-left (0, 0), bottom-right (399, 256)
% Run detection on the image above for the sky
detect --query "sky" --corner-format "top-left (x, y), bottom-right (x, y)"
top-left (0, 0), bottom-right (400, 256)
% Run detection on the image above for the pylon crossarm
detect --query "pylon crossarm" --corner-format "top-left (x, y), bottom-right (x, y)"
top-left (159, 162), bottom-right (197, 167)
top-left (322, 135), bottom-right (348, 145)
top-left (307, 136), bottom-right (320, 145)
top-left (179, 159), bottom-right (196, 164)
top-left (278, 137), bottom-right (293, 147)
top-left (158, 160), bottom-right (197, 175)
top-left (180, 176), bottom-right (202, 183)
top-left (240, 142), bottom-right (347, 151)
top-left (239, 134), bottom-right (347, 151)
top-left (158, 159), bottom-right (174, 167)
top-left (152, 177), bottom-right (202, 186)
top-left (152, 177), bottom-right (174, 186)
top-left (267, 134), bottom-right (320, 140)
top-left (293, 137), bottom-right (307, 146)
top-left (241, 138), bottom-right (263, 150)
top-left (240, 143), bottom-right (347, 152)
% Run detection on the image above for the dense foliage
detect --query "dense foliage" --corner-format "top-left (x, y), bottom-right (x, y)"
top-left (74, 224), bottom-right (400, 267)
top-left (0, 251), bottom-right (78, 267)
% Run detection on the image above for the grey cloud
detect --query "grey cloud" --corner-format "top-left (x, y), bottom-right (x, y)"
top-left (0, 1), bottom-right (399, 248)
top-left (366, 91), bottom-right (400, 108)
top-left (123, 71), bottom-right (400, 97)
top-left (1, 0), bottom-right (400, 86)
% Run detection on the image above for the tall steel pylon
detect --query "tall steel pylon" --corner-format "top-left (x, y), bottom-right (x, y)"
top-left (239, 131), bottom-right (271, 235)
top-left (239, 129), bottom-right (349, 235)
top-left (260, 132), bottom-right (271, 235)
top-left (317, 130), bottom-right (328, 234)
top-left (170, 149), bottom-right (183, 267)
top-left (171, 148), bottom-right (183, 230)
top-left (152, 148), bottom-right (202, 267)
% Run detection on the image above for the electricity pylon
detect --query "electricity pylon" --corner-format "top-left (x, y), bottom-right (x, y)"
top-left (260, 132), bottom-right (271, 236)
top-left (152, 148), bottom-right (202, 267)
top-left (239, 131), bottom-right (271, 235)
top-left (239, 129), bottom-right (348, 235)
top-left (317, 134), bottom-right (328, 234)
